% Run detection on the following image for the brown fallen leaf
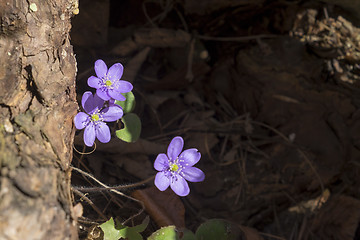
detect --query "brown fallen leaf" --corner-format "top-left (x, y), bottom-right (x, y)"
top-left (132, 186), bottom-right (185, 229)
top-left (72, 202), bottom-right (83, 220)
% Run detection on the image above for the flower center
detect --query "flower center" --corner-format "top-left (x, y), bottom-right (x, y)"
top-left (91, 114), bottom-right (100, 122)
top-left (170, 163), bottom-right (179, 172)
top-left (105, 80), bottom-right (112, 87)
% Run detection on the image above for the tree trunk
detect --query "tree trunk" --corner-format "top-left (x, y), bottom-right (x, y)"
top-left (0, 1), bottom-right (78, 239)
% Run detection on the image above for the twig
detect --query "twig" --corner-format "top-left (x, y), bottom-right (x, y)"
top-left (142, 0), bottom-right (174, 28)
top-left (185, 37), bottom-right (195, 82)
top-left (71, 166), bottom-right (146, 224)
top-left (252, 121), bottom-right (325, 194)
top-left (197, 34), bottom-right (279, 42)
top-left (134, 88), bottom-right (164, 135)
top-left (72, 188), bottom-right (107, 221)
top-left (73, 175), bottom-right (155, 192)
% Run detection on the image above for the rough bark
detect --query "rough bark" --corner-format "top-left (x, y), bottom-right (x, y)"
top-left (0, 1), bottom-right (78, 239)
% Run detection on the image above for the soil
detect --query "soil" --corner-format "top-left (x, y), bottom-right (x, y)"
top-left (70, 1), bottom-right (360, 239)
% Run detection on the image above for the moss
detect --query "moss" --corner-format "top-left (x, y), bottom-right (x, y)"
top-left (0, 125), bottom-right (21, 170)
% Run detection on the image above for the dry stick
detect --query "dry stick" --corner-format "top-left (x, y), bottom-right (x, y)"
top-left (146, 127), bottom-right (191, 141)
top-left (178, 111), bottom-right (190, 130)
top-left (230, 118), bottom-right (271, 160)
top-left (77, 216), bottom-right (101, 226)
top-left (204, 132), bottom-right (216, 164)
top-left (197, 34), bottom-right (279, 42)
top-left (272, 202), bottom-right (285, 238)
top-left (142, 0), bottom-right (173, 27)
top-left (297, 214), bottom-right (308, 240)
top-left (73, 145), bottom-right (110, 199)
top-left (240, 145), bottom-right (249, 188)
top-left (185, 37), bottom-right (195, 82)
top-left (71, 166), bottom-right (151, 193)
top-left (162, 109), bottom-right (189, 130)
top-left (233, 147), bottom-right (247, 206)
top-left (219, 133), bottom-right (229, 159)
top-left (134, 88), bottom-right (164, 135)
top-left (289, 223), bottom-right (297, 240)
top-left (71, 166), bottom-right (149, 225)
top-left (72, 187), bottom-right (108, 221)
top-left (72, 161), bottom-right (119, 207)
top-left (74, 175), bottom-right (155, 192)
top-left (251, 121), bottom-right (325, 194)
top-left (204, 129), bottom-right (247, 167)
top-left (200, 118), bottom-right (325, 196)
top-left (174, 6), bottom-right (189, 33)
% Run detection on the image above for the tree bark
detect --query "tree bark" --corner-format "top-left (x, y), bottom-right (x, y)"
top-left (0, 1), bottom-right (78, 239)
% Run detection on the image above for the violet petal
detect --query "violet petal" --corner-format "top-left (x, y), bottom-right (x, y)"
top-left (84, 123), bottom-right (96, 147)
top-left (114, 80), bottom-right (133, 93)
top-left (182, 167), bottom-right (205, 182)
top-left (170, 175), bottom-right (190, 196)
top-left (96, 88), bottom-right (111, 101)
top-left (82, 91), bottom-right (104, 114)
top-left (179, 149), bottom-right (201, 167)
top-left (107, 63), bottom-right (123, 81)
top-left (154, 172), bottom-right (170, 191)
top-left (108, 89), bottom-right (126, 101)
top-left (167, 136), bottom-right (184, 161)
top-left (93, 91), bottom-right (106, 108)
top-left (94, 59), bottom-right (107, 78)
top-left (81, 91), bottom-right (94, 113)
top-left (101, 105), bottom-right (123, 122)
top-left (88, 76), bottom-right (102, 89)
top-left (74, 112), bottom-right (89, 130)
top-left (154, 153), bottom-right (169, 171)
top-left (95, 122), bottom-right (111, 143)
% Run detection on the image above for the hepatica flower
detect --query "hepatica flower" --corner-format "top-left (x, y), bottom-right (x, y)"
top-left (74, 91), bottom-right (123, 147)
top-left (88, 59), bottom-right (133, 101)
top-left (154, 136), bottom-right (205, 196)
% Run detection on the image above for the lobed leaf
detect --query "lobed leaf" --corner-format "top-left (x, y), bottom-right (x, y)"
top-left (116, 113), bottom-right (141, 142)
top-left (195, 219), bottom-right (242, 240)
top-left (115, 91), bottom-right (136, 113)
top-left (100, 216), bottom-right (149, 240)
top-left (147, 226), bottom-right (179, 240)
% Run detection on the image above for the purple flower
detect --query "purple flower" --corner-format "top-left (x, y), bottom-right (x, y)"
top-left (154, 136), bottom-right (205, 196)
top-left (74, 91), bottom-right (123, 147)
top-left (88, 59), bottom-right (133, 101)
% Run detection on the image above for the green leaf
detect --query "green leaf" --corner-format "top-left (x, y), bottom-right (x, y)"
top-left (180, 229), bottom-right (196, 240)
top-left (100, 216), bottom-right (149, 240)
top-left (116, 113), bottom-right (141, 143)
top-left (147, 226), bottom-right (179, 240)
top-left (100, 218), bottom-right (123, 240)
top-left (195, 219), bottom-right (242, 240)
top-left (130, 216), bottom-right (150, 233)
top-left (115, 91), bottom-right (136, 113)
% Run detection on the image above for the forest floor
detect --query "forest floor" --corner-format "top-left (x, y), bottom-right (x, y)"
top-left (70, 1), bottom-right (360, 239)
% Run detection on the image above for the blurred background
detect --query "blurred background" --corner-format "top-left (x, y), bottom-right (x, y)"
top-left (70, 1), bottom-right (360, 239)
